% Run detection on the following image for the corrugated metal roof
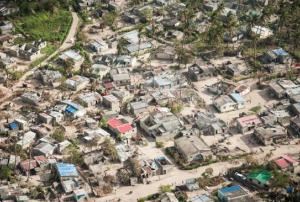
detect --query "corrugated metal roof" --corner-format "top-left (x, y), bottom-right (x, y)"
top-left (56, 163), bottom-right (79, 177)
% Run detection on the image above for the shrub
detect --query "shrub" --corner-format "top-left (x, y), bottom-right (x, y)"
top-left (156, 141), bottom-right (164, 148)
top-left (159, 184), bottom-right (172, 193)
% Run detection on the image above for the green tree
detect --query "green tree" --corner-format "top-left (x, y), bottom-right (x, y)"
top-left (0, 61), bottom-right (8, 85)
top-left (64, 58), bottom-right (75, 76)
top-left (102, 138), bottom-right (118, 161)
top-left (68, 148), bottom-right (84, 166)
top-left (155, 141), bottom-right (164, 148)
top-left (127, 157), bottom-right (142, 177)
top-left (117, 38), bottom-right (128, 55)
top-left (224, 12), bottom-right (238, 48)
top-left (159, 184), bottom-right (172, 193)
top-left (103, 11), bottom-right (119, 28)
top-left (0, 166), bottom-right (12, 180)
top-left (51, 129), bottom-right (65, 142)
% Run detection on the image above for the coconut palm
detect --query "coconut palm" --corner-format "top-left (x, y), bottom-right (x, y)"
top-left (224, 12), bottom-right (238, 49)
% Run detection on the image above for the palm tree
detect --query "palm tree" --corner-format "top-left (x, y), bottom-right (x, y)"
top-left (117, 38), bottom-right (127, 55)
top-left (80, 61), bottom-right (90, 75)
top-left (224, 12), bottom-right (238, 49)
top-left (64, 58), bottom-right (74, 77)
top-left (0, 61), bottom-right (9, 86)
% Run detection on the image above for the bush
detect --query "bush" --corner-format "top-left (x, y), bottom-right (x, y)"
top-left (159, 184), bottom-right (172, 193)
top-left (155, 141), bottom-right (164, 148)
top-left (250, 106), bottom-right (262, 114)
top-left (51, 129), bottom-right (65, 142)
top-left (0, 166), bottom-right (12, 180)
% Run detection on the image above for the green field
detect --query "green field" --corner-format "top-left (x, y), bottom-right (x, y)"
top-left (14, 9), bottom-right (72, 43)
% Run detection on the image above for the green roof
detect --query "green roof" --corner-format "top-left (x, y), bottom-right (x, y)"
top-left (248, 170), bottom-right (271, 184)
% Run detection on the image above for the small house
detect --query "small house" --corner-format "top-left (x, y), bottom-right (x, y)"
top-left (21, 92), bottom-right (41, 105)
top-left (237, 115), bottom-right (262, 134)
top-left (129, 101), bottom-right (151, 116)
top-left (88, 40), bottom-right (108, 53)
top-left (213, 95), bottom-right (237, 113)
top-left (175, 135), bottom-right (211, 163)
top-left (65, 75), bottom-right (89, 91)
top-left (218, 185), bottom-right (250, 202)
top-left (107, 118), bottom-right (136, 140)
top-left (111, 73), bottom-right (131, 86)
top-left (253, 126), bottom-right (287, 145)
top-left (17, 131), bottom-right (36, 149)
top-left (230, 93), bottom-right (245, 109)
top-left (33, 142), bottom-right (55, 157)
top-left (77, 92), bottom-right (101, 107)
top-left (62, 100), bottom-right (86, 118)
top-left (102, 94), bottom-right (120, 112)
top-left (91, 64), bottom-right (110, 79)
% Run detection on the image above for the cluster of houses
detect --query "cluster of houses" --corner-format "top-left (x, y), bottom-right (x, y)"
top-left (0, 0), bottom-right (300, 201)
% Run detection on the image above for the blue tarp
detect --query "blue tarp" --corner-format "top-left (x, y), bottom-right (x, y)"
top-left (273, 48), bottom-right (288, 56)
top-left (219, 185), bottom-right (242, 193)
top-left (65, 105), bottom-right (78, 114)
top-left (8, 122), bottom-right (18, 130)
top-left (230, 93), bottom-right (245, 103)
top-left (56, 163), bottom-right (79, 177)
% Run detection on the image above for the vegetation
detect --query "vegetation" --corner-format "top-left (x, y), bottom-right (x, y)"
top-left (271, 170), bottom-right (290, 188)
top-left (13, 9), bottom-right (72, 42)
top-left (41, 44), bottom-right (57, 55)
top-left (127, 157), bottom-right (142, 177)
top-left (170, 102), bottom-right (183, 114)
top-left (102, 11), bottom-right (119, 28)
top-left (51, 129), bottom-right (65, 142)
top-left (68, 147), bottom-right (84, 166)
top-left (250, 105), bottom-right (262, 114)
top-left (0, 166), bottom-right (12, 180)
top-left (102, 138), bottom-right (118, 161)
top-left (155, 141), bottom-right (164, 148)
top-left (159, 184), bottom-right (172, 193)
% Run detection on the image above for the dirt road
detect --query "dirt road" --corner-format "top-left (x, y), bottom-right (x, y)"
top-left (97, 144), bottom-right (300, 202)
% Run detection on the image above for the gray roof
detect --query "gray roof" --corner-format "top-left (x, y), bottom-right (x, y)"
top-left (175, 135), bottom-right (210, 157)
top-left (130, 101), bottom-right (149, 110)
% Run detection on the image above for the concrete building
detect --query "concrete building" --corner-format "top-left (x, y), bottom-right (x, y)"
top-left (77, 92), bottom-right (101, 107)
top-left (102, 94), bottom-right (120, 112)
top-left (65, 75), bottom-right (89, 91)
top-left (253, 126), bottom-right (287, 145)
top-left (213, 95), bottom-right (237, 113)
top-left (218, 185), bottom-right (250, 202)
top-left (237, 115), bottom-right (262, 134)
top-left (140, 109), bottom-right (183, 141)
top-left (175, 135), bottom-right (211, 163)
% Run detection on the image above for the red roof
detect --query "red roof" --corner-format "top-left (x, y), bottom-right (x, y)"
top-left (117, 123), bottom-right (133, 134)
top-left (20, 160), bottom-right (38, 172)
top-left (107, 118), bottom-right (133, 134)
top-left (275, 158), bottom-right (289, 169)
top-left (281, 155), bottom-right (299, 165)
top-left (34, 155), bottom-right (48, 166)
top-left (237, 115), bottom-right (262, 127)
top-left (107, 118), bottom-right (123, 128)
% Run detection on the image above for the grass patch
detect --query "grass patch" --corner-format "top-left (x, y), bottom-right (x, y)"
top-left (250, 105), bottom-right (262, 114)
top-left (41, 44), bottom-right (57, 55)
top-left (13, 9), bottom-right (72, 43)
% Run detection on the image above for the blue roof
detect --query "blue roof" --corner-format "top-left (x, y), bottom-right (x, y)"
top-left (219, 185), bottom-right (242, 194)
top-left (230, 93), bottom-right (245, 103)
top-left (9, 122), bottom-right (19, 130)
top-left (56, 163), bottom-right (79, 177)
top-left (66, 105), bottom-right (78, 114)
top-left (272, 48), bottom-right (288, 56)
